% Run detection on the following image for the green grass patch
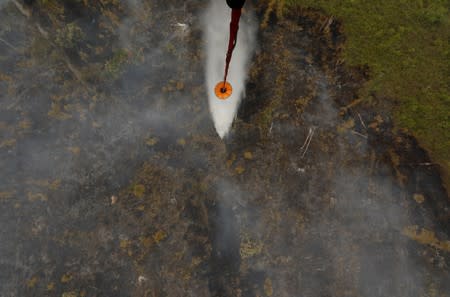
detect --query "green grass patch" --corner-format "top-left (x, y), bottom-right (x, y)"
top-left (285, 0), bottom-right (450, 186)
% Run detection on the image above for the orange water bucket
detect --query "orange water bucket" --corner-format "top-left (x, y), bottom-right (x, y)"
top-left (214, 81), bottom-right (233, 100)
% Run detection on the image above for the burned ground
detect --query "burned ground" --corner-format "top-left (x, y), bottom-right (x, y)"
top-left (0, 1), bottom-right (448, 297)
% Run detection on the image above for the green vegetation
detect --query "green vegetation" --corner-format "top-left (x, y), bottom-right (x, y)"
top-left (285, 0), bottom-right (450, 185)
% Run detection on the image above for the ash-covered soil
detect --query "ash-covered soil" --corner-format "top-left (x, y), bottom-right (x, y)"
top-left (0, 1), bottom-right (448, 297)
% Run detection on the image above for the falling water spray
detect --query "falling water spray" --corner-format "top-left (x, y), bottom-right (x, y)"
top-left (203, 0), bottom-right (256, 138)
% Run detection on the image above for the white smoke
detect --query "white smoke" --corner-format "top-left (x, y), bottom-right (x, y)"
top-left (203, 0), bottom-right (256, 138)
